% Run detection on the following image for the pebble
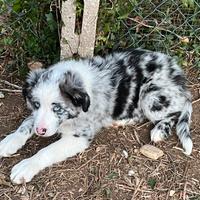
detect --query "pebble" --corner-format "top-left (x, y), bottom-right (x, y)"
top-left (122, 150), bottom-right (128, 158)
top-left (0, 92), bottom-right (4, 99)
top-left (128, 170), bottom-right (135, 176)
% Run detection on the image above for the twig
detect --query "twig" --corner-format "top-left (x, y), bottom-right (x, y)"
top-left (133, 129), bottom-right (142, 146)
top-left (136, 121), bottom-right (151, 130)
top-left (131, 178), bottom-right (144, 200)
top-left (128, 17), bottom-right (182, 39)
top-left (0, 79), bottom-right (22, 89)
top-left (77, 153), bottom-right (100, 170)
top-left (0, 88), bottom-right (22, 93)
top-left (183, 181), bottom-right (188, 200)
top-left (192, 98), bottom-right (200, 105)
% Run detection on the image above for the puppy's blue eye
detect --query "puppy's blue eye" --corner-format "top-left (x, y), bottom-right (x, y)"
top-left (33, 101), bottom-right (40, 109)
top-left (53, 104), bottom-right (63, 113)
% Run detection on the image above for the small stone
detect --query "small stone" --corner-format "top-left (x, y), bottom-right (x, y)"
top-left (0, 92), bottom-right (5, 99)
top-left (169, 190), bottom-right (175, 196)
top-left (78, 188), bottom-right (83, 192)
top-left (134, 148), bottom-right (139, 153)
top-left (122, 150), bottom-right (128, 158)
top-left (140, 144), bottom-right (164, 160)
top-left (128, 170), bottom-right (135, 176)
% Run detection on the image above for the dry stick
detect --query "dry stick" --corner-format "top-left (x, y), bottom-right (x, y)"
top-left (0, 88), bottom-right (21, 93)
top-left (128, 17), bottom-right (182, 39)
top-left (0, 79), bottom-right (22, 89)
top-left (133, 129), bottom-right (142, 146)
top-left (182, 161), bottom-right (189, 200)
top-left (77, 153), bottom-right (100, 170)
top-left (136, 121), bottom-right (151, 130)
top-left (131, 178), bottom-right (144, 200)
top-left (192, 98), bottom-right (200, 105)
top-left (183, 182), bottom-right (188, 200)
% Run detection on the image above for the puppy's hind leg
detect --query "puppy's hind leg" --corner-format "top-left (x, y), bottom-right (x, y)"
top-left (150, 114), bottom-right (178, 143)
top-left (0, 115), bottom-right (34, 157)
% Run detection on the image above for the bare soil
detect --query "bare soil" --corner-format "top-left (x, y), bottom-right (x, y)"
top-left (0, 69), bottom-right (200, 200)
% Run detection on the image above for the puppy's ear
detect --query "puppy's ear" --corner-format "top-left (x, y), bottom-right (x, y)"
top-left (22, 69), bottom-right (45, 100)
top-left (59, 71), bottom-right (90, 112)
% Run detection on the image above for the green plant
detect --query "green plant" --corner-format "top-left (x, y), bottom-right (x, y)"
top-left (147, 178), bottom-right (157, 189)
top-left (0, 0), bottom-right (60, 76)
top-left (95, 0), bottom-right (200, 68)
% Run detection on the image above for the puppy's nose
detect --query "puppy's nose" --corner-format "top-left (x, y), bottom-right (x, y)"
top-left (36, 127), bottom-right (47, 135)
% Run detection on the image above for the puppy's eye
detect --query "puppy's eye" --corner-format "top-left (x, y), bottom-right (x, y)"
top-left (53, 104), bottom-right (64, 113)
top-left (33, 101), bottom-right (40, 109)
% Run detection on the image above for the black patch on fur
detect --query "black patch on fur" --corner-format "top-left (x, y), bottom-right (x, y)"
top-left (112, 65), bottom-right (132, 118)
top-left (90, 58), bottom-right (104, 71)
top-left (22, 69), bottom-right (44, 101)
top-left (156, 122), bottom-right (171, 138)
top-left (59, 71), bottom-right (90, 112)
top-left (167, 111), bottom-right (181, 123)
top-left (151, 102), bottom-right (163, 111)
top-left (110, 59), bottom-right (126, 87)
top-left (178, 113), bottom-right (189, 124)
top-left (145, 84), bottom-right (161, 93)
top-left (151, 95), bottom-right (170, 111)
top-left (158, 95), bottom-right (170, 107)
top-left (112, 50), bottom-right (148, 118)
top-left (146, 62), bottom-right (162, 73)
top-left (126, 52), bottom-right (145, 118)
top-left (73, 134), bottom-right (80, 137)
top-left (151, 54), bottom-right (158, 61)
top-left (169, 67), bottom-right (175, 76)
top-left (167, 111), bottom-right (181, 118)
top-left (172, 74), bottom-right (186, 88)
top-left (163, 122), bottom-right (171, 135)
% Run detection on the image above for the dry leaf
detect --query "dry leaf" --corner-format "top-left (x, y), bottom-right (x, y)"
top-left (27, 61), bottom-right (43, 70)
top-left (180, 36), bottom-right (189, 44)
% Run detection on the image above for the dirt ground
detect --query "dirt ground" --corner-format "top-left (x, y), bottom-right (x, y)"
top-left (0, 68), bottom-right (200, 200)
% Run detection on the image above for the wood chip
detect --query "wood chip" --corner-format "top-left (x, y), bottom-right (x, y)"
top-left (140, 144), bottom-right (164, 160)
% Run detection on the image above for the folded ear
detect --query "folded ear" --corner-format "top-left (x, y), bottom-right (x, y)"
top-left (59, 71), bottom-right (90, 112)
top-left (22, 68), bottom-right (45, 100)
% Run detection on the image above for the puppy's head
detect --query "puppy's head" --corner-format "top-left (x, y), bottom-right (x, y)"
top-left (23, 67), bottom-right (90, 137)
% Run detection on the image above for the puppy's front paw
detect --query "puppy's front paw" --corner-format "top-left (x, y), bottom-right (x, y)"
top-left (10, 158), bottom-right (39, 184)
top-left (0, 133), bottom-right (24, 157)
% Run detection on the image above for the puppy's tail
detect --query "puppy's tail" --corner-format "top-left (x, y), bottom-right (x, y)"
top-left (176, 98), bottom-right (193, 155)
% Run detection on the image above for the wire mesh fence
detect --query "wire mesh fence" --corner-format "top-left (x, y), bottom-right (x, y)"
top-left (96, 0), bottom-right (200, 66)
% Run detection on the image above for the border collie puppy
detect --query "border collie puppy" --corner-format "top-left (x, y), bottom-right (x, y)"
top-left (0, 49), bottom-right (192, 184)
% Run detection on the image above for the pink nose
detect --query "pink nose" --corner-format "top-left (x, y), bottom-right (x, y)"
top-left (36, 127), bottom-right (47, 135)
